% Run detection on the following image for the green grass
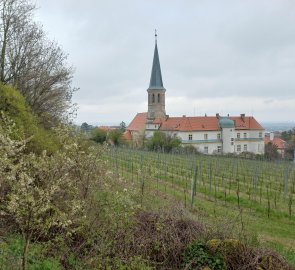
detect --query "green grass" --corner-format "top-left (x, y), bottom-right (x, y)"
top-left (0, 235), bottom-right (62, 270)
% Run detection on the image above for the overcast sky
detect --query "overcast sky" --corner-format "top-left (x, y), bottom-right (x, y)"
top-left (35, 0), bottom-right (295, 125)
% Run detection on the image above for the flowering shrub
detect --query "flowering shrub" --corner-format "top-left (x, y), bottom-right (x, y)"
top-left (0, 111), bottom-right (109, 270)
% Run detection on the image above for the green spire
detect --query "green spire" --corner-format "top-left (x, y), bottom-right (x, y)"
top-left (149, 31), bottom-right (164, 89)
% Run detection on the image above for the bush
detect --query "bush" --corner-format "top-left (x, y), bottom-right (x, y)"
top-left (147, 131), bottom-right (181, 152)
top-left (117, 211), bottom-right (205, 269)
top-left (90, 128), bottom-right (107, 144)
top-left (182, 240), bottom-right (226, 270)
top-left (0, 84), bottom-right (59, 154)
top-left (206, 239), bottom-right (292, 270)
top-left (107, 128), bottom-right (123, 145)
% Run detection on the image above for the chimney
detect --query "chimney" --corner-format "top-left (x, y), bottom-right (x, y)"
top-left (240, 113), bottom-right (245, 121)
top-left (270, 132), bottom-right (274, 141)
top-left (216, 113), bottom-right (220, 119)
top-left (182, 115), bottom-right (186, 117)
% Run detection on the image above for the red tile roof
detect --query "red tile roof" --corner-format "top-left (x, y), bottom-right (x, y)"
top-left (230, 116), bottom-right (264, 130)
top-left (264, 137), bottom-right (286, 149)
top-left (127, 112), bottom-right (147, 131)
top-left (159, 116), bottom-right (220, 131)
top-left (127, 113), bottom-right (264, 132)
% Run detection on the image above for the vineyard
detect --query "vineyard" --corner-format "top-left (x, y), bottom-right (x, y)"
top-left (107, 147), bottom-right (295, 264)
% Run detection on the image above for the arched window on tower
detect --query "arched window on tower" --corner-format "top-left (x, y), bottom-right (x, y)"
top-left (158, 93), bottom-right (160, 103)
top-left (152, 94), bottom-right (155, 103)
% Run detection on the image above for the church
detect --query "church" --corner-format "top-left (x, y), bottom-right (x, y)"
top-left (125, 36), bottom-right (265, 155)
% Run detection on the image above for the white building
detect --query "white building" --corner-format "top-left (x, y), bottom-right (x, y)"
top-left (125, 35), bottom-right (265, 155)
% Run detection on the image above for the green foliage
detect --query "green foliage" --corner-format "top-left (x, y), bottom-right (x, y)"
top-left (0, 83), bottom-right (59, 154)
top-left (102, 256), bottom-right (153, 270)
top-left (281, 128), bottom-right (295, 141)
top-left (107, 128), bottom-right (123, 145)
top-left (80, 122), bottom-right (94, 133)
top-left (264, 142), bottom-right (279, 160)
top-left (182, 241), bottom-right (226, 270)
top-left (120, 121), bottom-right (127, 131)
top-left (147, 131), bottom-right (181, 152)
top-left (91, 128), bottom-right (107, 144)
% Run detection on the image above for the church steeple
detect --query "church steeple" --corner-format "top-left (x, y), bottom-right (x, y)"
top-left (147, 30), bottom-right (166, 121)
top-left (149, 31), bottom-right (164, 89)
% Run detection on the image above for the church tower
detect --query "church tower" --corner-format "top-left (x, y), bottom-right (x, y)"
top-left (147, 32), bottom-right (166, 122)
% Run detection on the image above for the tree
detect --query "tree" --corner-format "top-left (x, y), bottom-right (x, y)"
top-left (81, 122), bottom-right (94, 133)
top-left (147, 131), bottom-right (181, 152)
top-left (0, 0), bottom-right (76, 124)
top-left (281, 128), bottom-right (295, 141)
top-left (91, 128), bottom-right (107, 144)
top-left (119, 121), bottom-right (126, 131)
top-left (264, 142), bottom-right (279, 160)
top-left (147, 130), bottom-right (166, 151)
top-left (107, 129), bottom-right (123, 146)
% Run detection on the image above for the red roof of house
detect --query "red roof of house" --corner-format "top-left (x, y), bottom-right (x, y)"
top-left (127, 113), bottom-right (264, 132)
top-left (159, 116), bottom-right (220, 131)
top-left (127, 112), bottom-right (147, 131)
top-left (264, 137), bottom-right (286, 149)
top-left (230, 116), bottom-right (264, 130)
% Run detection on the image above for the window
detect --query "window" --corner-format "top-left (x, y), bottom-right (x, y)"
top-left (259, 132), bottom-right (262, 138)
top-left (217, 146), bottom-right (222, 153)
top-left (237, 145), bottom-right (241, 152)
top-left (188, 134), bottom-right (192, 140)
top-left (231, 138), bottom-right (234, 145)
top-left (217, 133), bottom-right (221, 139)
top-left (204, 146), bottom-right (208, 154)
top-left (244, 144), bottom-right (247, 151)
top-left (243, 132), bottom-right (247, 138)
top-left (152, 94), bottom-right (155, 103)
top-left (237, 133), bottom-right (240, 139)
top-left (158, 93), bottom-right (160, 103)
top-left (204, 134), bottom-right (208, 140)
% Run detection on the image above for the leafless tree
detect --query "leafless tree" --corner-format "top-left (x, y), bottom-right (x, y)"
top-left (0, 0), bottom-right (76, 124)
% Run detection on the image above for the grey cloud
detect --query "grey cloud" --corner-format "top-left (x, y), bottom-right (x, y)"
top-left (35, 0), bottom-right (295, 123)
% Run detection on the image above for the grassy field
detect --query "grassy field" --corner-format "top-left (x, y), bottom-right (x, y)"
top-left (106, 147), bottom-right (295, 266)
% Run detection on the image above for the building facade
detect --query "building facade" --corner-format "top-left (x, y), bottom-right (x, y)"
top-left (126, 36), bottom-right (265, 155)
